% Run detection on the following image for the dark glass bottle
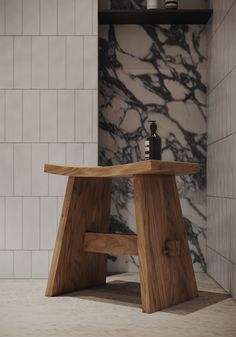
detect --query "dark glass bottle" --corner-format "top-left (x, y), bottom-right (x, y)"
top-left (145, 120), bottom-right (162, 160)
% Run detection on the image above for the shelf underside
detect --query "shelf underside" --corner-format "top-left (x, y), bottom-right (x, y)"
top-left (99, 9), bottom-right (213, 25)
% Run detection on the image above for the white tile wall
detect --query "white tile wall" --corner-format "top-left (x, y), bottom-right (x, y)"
top-left (0, 197), bottom-right (5, 249)
top-left (66, 37), bottom-right (83, 89)
top-left (14, 144), bottom-right (31, 195)
top-left (22, 0), bottom-right (40, 35)
top-left (6, 197), bottom-right (22, 249)
top-left (0, 0), bottom-right (98, 278)
top-left (0, 251), bottom-right (13, 278)
top-left (23, 90), bottom-right (40, 142)
top-left (23, 197), bottom-right (40, 249)
top-left (58, 0), bottom-right (75, 35)
top-left (49, 37), bottom-right (66, 89)
top-left (0, 144), bottom-right (14, 195)
top-left (6, 0), bottom-right (22, 35)
top-left (0, 37), bottom-right (13, 88)
top-left (58, 90), bottom-right (74, 142)
top-left (207, 0), bottom-right (236, 299)
top-left (14, 37), bottom-right (31, 88)
top-left (32, 251), bottom-right (48, 278)
top-left (14, 250), bottom-right (31, 278)
top-left (40, 0), bottom-right (57, 35)
top-left (5, 90), bottom-right (22, 142)
top-left (40, 90), bottom-right (57, 142)
top-left (32, 37), bottom-right (49, 88)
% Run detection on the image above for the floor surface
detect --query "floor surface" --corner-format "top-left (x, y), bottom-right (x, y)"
top-left (0, 273), bottom-right (235, 337)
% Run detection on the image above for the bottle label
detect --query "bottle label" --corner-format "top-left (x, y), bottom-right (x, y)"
top-left (145, 140), bottom-right (150, 160)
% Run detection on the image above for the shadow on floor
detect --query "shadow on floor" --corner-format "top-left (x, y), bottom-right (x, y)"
top-left (65, 280), bottom-right (230, 314)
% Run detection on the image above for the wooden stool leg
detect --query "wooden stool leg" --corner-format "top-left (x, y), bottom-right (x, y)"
top-left (134, 174), bottom-right (198, 313)
top-left (46, 176), bottom-right (112, 296)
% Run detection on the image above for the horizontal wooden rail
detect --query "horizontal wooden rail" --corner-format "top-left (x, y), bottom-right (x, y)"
top-left (83, 232), bottom-right (138, 256)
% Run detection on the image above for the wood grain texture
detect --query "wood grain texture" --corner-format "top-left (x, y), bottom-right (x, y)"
top-left (45, 177), bottom-right (112, 296)
top-left (44, 160), bottom-right (200, 178)
top-left (134, 174), bottom-right (198, 313)
top-left (83, 232), bottom-right (138, 256)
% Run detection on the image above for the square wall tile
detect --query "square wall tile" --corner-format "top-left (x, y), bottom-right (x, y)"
top-left (5, 90), bottom-right (22, 142)
top-left (14, 144), bottom-right (31, 196)
top-left (23, 197), bottom-right (40, 249)
top-left (32, 251), bottom-right (48, 278)
top-left (32, 37), bottom-right (48, 89)
top-left (58, 0), bottom-right (74, 35)
top-left (0, 37), bottom-right (13, 89)
top-left (49, 144), bottom-right (66, 196)
top-left (0, 197), bottom-right (5, 249)
top-left (66, 37), bottom-right (83, 89)
top-left (14, 37), bottom-right (31, 89)
top-left (6, 0), bottom-right (22, 35)
top-left (40, 0), bottom-right (57, 35)
top-left (23, 90), bottom-right (40, 142)
top-left (14, 251), bottom-right (31, 278)
top-left (0, 144), bottom-right (13, 196)
top-left (84, 143), bottom-right (98, 166)
top-left (49, 37), bottom-right (66, 89)
top-left (75, 90), bottom-right (92, 142)
top-left (58, 90), bottom-right (75, 143)
top-left (0, 251), bottom-right (13, 278)
top-left (23, 0), bottom-right (40, 35)
top-left (75, 0), bottom-right (93, 35)
top-left (31, 144), bottom-right (48, 196)
top-left (40, 90), bottom-right (57, 142)
top-left (40, 197), bottom-right (57, 249)
top-left (84, 36), bottom-right (98, 89)
top-left (6, 197), bottom-right (22, 249)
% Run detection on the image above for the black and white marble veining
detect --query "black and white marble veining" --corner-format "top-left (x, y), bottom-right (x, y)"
top-left (99, 22), bottom-right (207, 271)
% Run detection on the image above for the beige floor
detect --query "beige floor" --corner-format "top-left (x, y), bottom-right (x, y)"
top-left (0, 273), bottom-right (235, 337)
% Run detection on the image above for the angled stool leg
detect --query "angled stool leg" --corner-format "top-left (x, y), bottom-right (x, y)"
top-left (134, 174), bottom-right (198, 313)
top-left (46, 176), bottom-right (112, 296)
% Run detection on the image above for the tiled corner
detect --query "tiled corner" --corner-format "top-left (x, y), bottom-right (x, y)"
top-left (0, 0), bottom-right (98, 279)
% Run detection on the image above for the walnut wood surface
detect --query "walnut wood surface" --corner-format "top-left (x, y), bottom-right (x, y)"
top-left (44, 160), bottom-right (200, 178)
top-left (45, 177), bottom-right (112, 296)
top-left (83, 232), bottom-right (138, 256)
top-left (134, 174), bottom-right (198, 313)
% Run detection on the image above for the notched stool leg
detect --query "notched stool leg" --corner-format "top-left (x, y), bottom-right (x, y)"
top-left (45, 176), bottom-right (112, 296)
top-left (134, 174), bottom-right (198, 313)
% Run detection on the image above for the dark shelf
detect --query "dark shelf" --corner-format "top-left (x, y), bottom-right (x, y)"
top-left (99, 9), bottom-right (213, 25)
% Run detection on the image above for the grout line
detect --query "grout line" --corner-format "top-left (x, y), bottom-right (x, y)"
top-left (56, 0), bottom-right (58, 36)
top-left (21, 0), bottom-right (23, 35)
top-left (0, 141), bottom-right (96, 145)
top-left (48, 36), bottom-right (50, 89)
top-left (208, 1), bottom-right (236, 43)
top-left (3, 0), bottom-right (6, 35)
top-left (39, 90), bottom-right (41, 142)
top-left (21, 90), bottom-right (23, 142)
top-left (0, 34), bottom-right (96, 37)
top-left (30, 36), bottom-right (32, 88)
top-left (207, 132), bottom-right (236, 147)
top-left (39, 197), bottom-right (41, 250)
top-left (208, 64), bottom-right (236, 96)
top-left (12, 37), bottom-right (14, 89)
top-left (207, 245), bottom-right (233, 264)
top-left (207, 195), bottom-right (236, 200)
top-left (3, 89), bottom-right (6, 142)
top-left (74, 89), bottom-right (76, 143)
top-left (39, 0), bottom-right (41, 35)
top-left (74, 0), bottom-right (76, 35)
top-left (4, 197), bottom-right (6, 249)
top-left (56, 90), bottom-right (58, 143)
top-left (65, 37), bottom-right (67, 89)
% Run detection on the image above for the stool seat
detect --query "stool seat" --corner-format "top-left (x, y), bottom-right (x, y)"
top-left (44, 160), bottom-right (200, 313)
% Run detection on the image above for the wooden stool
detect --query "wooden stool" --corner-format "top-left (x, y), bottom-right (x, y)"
top-left (44, 160), bottom-right (200, 313)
